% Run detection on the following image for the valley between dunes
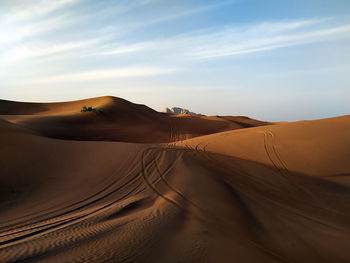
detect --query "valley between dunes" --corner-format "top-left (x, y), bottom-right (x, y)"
top-left (0, 96), bottom-right (349, 262)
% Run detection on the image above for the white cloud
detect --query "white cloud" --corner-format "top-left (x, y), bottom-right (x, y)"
top-left (91, 19), bottom-right (350, 60)
top-left (0, 15), bottom-right (73, 46)
top-left (190, 23), bottom-right (350, 58)
top-left (8, 38), bottom-right (101, 61)
top-left (5, 0), bottom-right (80, 23)
top-left (140, 0), bottom-right (235, 27)
top-left (91, 42), bottom-right (155, 56)
top-left (0, 0), bottom-right (83, 46)
top-left (29, 67), bottom-right (176, 84)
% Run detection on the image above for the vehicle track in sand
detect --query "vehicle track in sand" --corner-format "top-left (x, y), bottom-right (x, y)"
top-left (0, 138), bottom-right (210, 261)
top-left (0, 148), bottom-right (144, 231)
top-left (1, 133), bottom-right (196, 261)
top-left (0, 153), bottom-right (144, 236)
top-left (2, 124), bottom-right (348, 262)
top-left (167, 132), bottom-right (350, 261)
top-left (140, 147), bottom-right (210, 225)
top-left (0, 148), bottom-right (168, 261)
top-left (172, 129), bottom-right (350, 225)
top-left (260, 130), bottom-right (305, 195)
top-left (0, 190), bottom-right (148, 262)
top-left (144, 140), bottom-right (296, 263)
top-left (260, 130), bottom-right (350, 220)
top-left (153, 148), bottom-right (206, 213)
top-left (199, 131), bottom-right (350, 228)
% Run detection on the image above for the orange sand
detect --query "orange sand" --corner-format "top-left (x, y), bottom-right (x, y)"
top-left (0, 97), bottom-right (349, 262)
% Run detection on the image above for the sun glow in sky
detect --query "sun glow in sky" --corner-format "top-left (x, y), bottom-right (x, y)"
top-left (1, 0), bottom-right (349, 121)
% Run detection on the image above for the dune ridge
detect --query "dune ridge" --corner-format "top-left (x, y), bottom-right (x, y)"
top-left (0, 97), bottom-right (349, 262)
top-left (0, 96), bottom-right (269, 143)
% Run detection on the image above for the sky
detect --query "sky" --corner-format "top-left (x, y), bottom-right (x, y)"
top-left (0, 0), bottom-right (349, 121)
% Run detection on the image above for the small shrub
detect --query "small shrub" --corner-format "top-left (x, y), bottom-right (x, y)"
top-left (93, 108), bottom-right (104, 115)
top-left (81, 106), bottom-right (104, 115)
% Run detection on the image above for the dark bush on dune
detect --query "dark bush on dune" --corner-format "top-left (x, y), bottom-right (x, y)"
top-left (94, 108), bottom-right (104, 115)
top-left (81, 106), bottom-right (104, 115)
top-left (81, 106), bottom-right (88, 112)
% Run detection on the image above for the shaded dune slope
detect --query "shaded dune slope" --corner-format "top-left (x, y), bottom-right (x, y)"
top-left (0, 96), bottom-right (268, 143)
top-left (0, 97), bottom-right (349, 262)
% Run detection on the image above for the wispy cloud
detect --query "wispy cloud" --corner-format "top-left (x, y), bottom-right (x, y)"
top-left (91, 18), bottom-right (350, 59)
top-left (0, 0), bottom-right (83, 46)
top-left (90, 42), bottom-right (155, 56)
top-left (0, 15), bottom-right (73, 46)
top-left (189, 22), bottom-right (350, 58)
top-left (5, 0), bottom-right (80, 23)
top-left (139, 0), bottom-right (235, 28)
top-left (8, 39), bottom-right (101, 61)
top-left (29, 67), bottom-right (176, 84)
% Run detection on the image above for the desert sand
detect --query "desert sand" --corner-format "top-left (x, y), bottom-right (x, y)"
top-left (0, 96), bottom-right (349, 262)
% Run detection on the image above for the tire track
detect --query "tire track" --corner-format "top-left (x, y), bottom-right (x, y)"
top-left (141, 147), bottom-right (187, 212)
top-left (261, 130), bottom-right (350, 221)
top-left (0, 177), bottom-right (145, 248)
top-left (176, 132), bottom-right (350, 227)
top-left (0, 193), bottom-right (146, 262)
top-left (0, 148), bottom-right (162, 248)
top-left (142, 144), bottom-right (297, 263)
top-left (0, 148), bottom-right (144, 231)
top-left (261, 131), bottom-right (316, 195)
top-left (171, 137), bottom-right (350, 262)
top-left (153, 148), bottom-right (207, 213)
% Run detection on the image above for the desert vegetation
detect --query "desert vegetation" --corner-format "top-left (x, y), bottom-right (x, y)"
top-left (81, 106), bottom-right (104, 115)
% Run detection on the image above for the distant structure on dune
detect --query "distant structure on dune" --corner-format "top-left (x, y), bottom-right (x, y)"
top-left (163, 107), bottom-right (198, 115)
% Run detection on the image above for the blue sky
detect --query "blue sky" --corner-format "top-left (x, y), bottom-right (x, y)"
top-left (0, 0), bottom-right (349, 121)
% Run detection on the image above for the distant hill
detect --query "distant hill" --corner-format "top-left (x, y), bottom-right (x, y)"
top-left (163, 107), bottom-right (198, 115)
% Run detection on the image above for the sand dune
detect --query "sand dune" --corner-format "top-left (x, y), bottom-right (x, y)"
top-left (0, 96), bottom-right (268, 143)
top-left (0, 97), bottom-right (349, 262)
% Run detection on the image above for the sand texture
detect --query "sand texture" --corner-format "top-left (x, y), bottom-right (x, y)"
top-left (0, 96), bottom-right (349, 262)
